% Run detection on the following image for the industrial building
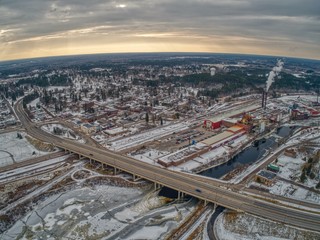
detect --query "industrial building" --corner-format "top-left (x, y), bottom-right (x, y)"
top-left (157, 143), bottom-right (207, 167)
top-left (202, 126), bottom-right (245, 147)
top-left (157, 125), bottom-right (246, 167)
top-left (203, 103), bottom-right (260, 130)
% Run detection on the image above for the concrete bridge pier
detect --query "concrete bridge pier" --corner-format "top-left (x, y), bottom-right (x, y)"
top-left (177, 191), bottom-right (185, 200)
top-left (154, 182), bottom-right (162, 190)
top-left (114, 167), bottom-right (121, 175)
top-left (133, 174), bottom-right (141, 182)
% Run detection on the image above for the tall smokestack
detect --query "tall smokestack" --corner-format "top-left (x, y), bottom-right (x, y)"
top-left (264, 91), bottom-right (267, 109)
top-left (262, 91), bottom-right (265, 108)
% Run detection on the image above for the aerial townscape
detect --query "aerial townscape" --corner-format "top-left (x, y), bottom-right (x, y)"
top-left (0, 53), bottom-right (320, 239)
top-left (1, 0), bottom-right (320, 239)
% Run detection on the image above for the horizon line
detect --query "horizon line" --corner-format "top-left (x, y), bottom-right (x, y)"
top-left (1, 51), bottom-right (320, 63)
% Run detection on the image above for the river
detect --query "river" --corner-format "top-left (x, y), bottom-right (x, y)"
top-left (200, 126), bottom-right (297, 179)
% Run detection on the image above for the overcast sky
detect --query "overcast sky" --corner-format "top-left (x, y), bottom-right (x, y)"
top-left (0, 0), bottom-right (319, 61)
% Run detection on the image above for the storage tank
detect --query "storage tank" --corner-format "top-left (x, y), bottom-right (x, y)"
top-left (259, 120), bottom-right (266, 133)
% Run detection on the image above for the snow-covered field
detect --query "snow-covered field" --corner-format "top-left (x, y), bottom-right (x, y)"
top-left (266, 148), bottom-right (319, 204)
top-left (3, 185), bottom-right (143, 239)
top-left (269, 181), bottom-right (320, 204)
top-left (286, 127), bottom-right (320, 145)
top-left (246, 147), bottom-right (320, 204)
top-left (41, 124), bottom-right (85, 143)
top-left (277, 155), bottom-right (304, 180)
top-left (3, 185), bottom-right (192, 240)
top-left (107, 122), bottom-right (189, 151)
top-left (0, 131), bottom-right (49, 167)
top-left (215, 211), bottom-right (320, 240)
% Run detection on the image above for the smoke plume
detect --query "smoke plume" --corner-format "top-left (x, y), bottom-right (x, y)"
top-left (266, 59), bottom-right (284, 92)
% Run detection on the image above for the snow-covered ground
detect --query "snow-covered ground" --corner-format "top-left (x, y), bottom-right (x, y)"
top-left (286, 127), bottom-right (320, 145)
top-left (172, 146), bottom-right (227, 172)
top-left (3, 185), bottom-right (142, 239)
top-left (269, 181), bottom-right (320, 204)
top-left (278, 95), bottom-right (319, 103)
top-left (130, 133), bottom-right (248, 173)
top-left (229, 127), bottom-right (320, 184)
top-left (3, 184), bottom-right (193, 240)
top-left (243, 137), bottom-right (320, 204)
top-left (46, 86), bottom-right (69, 91)
top-left (169, 134), bottom-right (249, 172)
top-left (0, 155), bottom-right (69, 183)
top-left (0, 131), bottom-right (50, 167)
top-left (28, 97), bottom-right (40, 108)
top-left (41, 123), bottom-right (85, 143)
top-left (0, 163), bottom-right (84, 215)
top-left (130, 149), bottom-right (170, 167)
top-left (180, 207), bottom-right (213, 240)
top-left (277, 155), bottom-right (304, 180)
top-left (215, 211), bottom-right (320, 240)
top-left (107, 122), bottom-right (189, 151)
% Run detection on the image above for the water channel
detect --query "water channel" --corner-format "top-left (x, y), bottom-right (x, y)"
top-left (200, 126), bottom-right (297, 179)
top-left (160, 126), bottom-right (298, 239)
top-left (160, 126), bottom-right (297, 197)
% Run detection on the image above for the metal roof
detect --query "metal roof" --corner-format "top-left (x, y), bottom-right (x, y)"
top-left (208, 103), bottom-right (260, 123)
top-left (227, 126), bottom-right (243, 133)
top-left (201, 131), bottom-right (234, 146)
top-left (257, 170), bottom-right (276, 180)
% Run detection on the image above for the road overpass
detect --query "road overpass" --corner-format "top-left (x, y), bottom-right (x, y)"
top-left (14, 99), bottom-right (320, 232)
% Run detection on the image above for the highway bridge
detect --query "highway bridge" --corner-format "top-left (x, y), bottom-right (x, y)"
top-left (14, 99), bottom-right (320, 232)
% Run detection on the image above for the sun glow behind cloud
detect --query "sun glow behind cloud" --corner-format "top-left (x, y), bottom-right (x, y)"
top-left (116, 4), bottom-right (127, 8)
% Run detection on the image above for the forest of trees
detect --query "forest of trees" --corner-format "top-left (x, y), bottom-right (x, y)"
top-left (132, 68), bottom-right (320, 100)
top-left (16, 74), bottom-right (71, 88)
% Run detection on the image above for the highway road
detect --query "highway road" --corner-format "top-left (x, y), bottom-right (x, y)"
top-left (13, 99), bottom-right (320, 232)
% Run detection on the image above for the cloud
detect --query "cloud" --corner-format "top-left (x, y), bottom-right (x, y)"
top-left (115, 4), bottom-right (127, 8)
top-left (0, 0), bottom-right (319, 60)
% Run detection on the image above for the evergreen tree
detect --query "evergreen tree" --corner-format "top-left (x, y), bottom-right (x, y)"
top-left (300, 171), bottom-right (307, 183)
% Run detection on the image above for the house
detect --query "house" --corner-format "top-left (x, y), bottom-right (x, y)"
top-left (284, 148), bottom-right (297, 158)
top-left (104, 127), bottom-right (128, 136)
top-left (83, 101), bottom-right (94, 111)
top-left (81, 123), bottom-right (96, 134)
top-left (255, 170), bottom-right (276, 186)
top-left (72, 119), bottom-right (83, 128)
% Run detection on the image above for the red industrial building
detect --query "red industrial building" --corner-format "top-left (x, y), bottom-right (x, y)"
top-left (290, 109), bottom-right (309, 120)
top-left (203, 104), bottom-right (260, 130)
top-left (203, 119), bottom-right (221, 129)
